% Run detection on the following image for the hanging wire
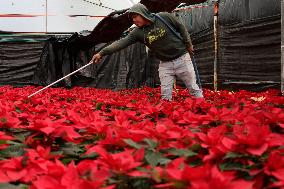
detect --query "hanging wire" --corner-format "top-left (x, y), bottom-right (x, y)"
top-left (81, 0), bottom-right (116, 11)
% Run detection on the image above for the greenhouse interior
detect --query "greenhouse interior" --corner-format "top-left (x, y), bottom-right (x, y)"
top-left (0, 0), bottom-right (284, 188)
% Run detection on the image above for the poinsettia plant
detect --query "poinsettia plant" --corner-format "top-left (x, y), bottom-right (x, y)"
top-left (0, 85), bottom-right (283, 189)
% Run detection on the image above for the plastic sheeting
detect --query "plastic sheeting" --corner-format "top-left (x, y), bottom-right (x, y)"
top-left (33, 36), bottom-right (76, 87)
top-left (218, 0), bottom-right (281, 89)
top-left (175, 4), bottom-right (213, 33)
top-left (0, 43), bottom-right (43, 86)
top-left (219, 0), bottom-right (280, 24)
top-left (140, 0), bottom-right (207, 12)
top-left (219, 16), bottom-right (280, 84)
top-left (0, 37), bottom-right (46, 86)
top-left (33, 34), bottom-right (149, 89)
top-left (173, 0), bottom-right (281, 89)
top-left (94, 43), bottom-right (148, 89)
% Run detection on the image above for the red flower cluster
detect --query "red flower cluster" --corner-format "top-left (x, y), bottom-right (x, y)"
top-left (0, 85), bottom-right (284, 189)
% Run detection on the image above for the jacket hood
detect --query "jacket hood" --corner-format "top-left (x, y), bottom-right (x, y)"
top-left (128, 3), bottom-right (155, 23)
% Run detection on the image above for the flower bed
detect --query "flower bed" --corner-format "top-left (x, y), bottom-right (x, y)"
top-left (0, 85), bottom-right (284, 189)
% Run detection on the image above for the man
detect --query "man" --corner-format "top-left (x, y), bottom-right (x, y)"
top-left (92, 3), bottom-right (203, 100)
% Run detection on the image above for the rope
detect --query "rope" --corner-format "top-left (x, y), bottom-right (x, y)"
top-left (81, 0), bottom-right (116, 11)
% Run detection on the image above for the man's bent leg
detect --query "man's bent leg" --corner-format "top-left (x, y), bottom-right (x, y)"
top-left (158, 62), bottom-right (175, 100)
top-left (175, 54), bottom-right (203, 98)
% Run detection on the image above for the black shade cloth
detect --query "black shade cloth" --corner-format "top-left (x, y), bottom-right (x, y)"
top-left (0, 35), bottom-right (47, 86)
top-left (0, 43), bottom-right (43, 86)
top-left (218, 15), bottom-right (281, 85)
top-left (140, 0), bottom-right (207, 12)
top-left (33, 34), bottom-right (149, 90)
top-left (219, 0), bottom-right (280, 24)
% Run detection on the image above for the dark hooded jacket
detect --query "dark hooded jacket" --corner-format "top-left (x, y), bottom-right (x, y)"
top-left (99, 3), bottom-right (192, 61)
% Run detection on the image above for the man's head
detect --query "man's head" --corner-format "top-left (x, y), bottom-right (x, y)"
top-left (128, 3), bottom-right (155, 28)
top-left (129, 13), bottom-right (151, 27)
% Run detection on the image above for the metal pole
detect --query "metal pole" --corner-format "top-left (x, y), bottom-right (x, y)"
top-left (28, 61), bottom-right (94, 98)
top-left (213, 1), bottom-right (219, 92)
top-left (45, 0), bottom-right (48, 33)
top-left (281, 0), bottom-right (284, 94)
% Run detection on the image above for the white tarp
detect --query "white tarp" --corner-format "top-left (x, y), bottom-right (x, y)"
top-left (0, 0), bottom-right (139, 33)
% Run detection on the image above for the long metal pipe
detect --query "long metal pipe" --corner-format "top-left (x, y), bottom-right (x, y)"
top-left (28, 61), bottom-right (94, 98)
top-left (45, 0), bottom-right (48, 33)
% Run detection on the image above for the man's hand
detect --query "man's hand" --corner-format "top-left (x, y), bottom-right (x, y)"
top-left (187, 46), bottom-right (194, 55)
top-left (91, 53), bottom-right (102, 63)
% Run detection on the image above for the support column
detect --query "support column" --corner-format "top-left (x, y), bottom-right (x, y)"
top-left (213, 1), bottom-right (219, 91)
top-left (281, 0), bottom-right (284, 93)
top-left (45, 0), bottom-right (48, 33)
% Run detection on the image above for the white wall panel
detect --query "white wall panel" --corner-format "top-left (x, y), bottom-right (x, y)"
top-left (0, 0), bottom-right (46, 32)
top-left (0, 0), bottom-right (139, 33)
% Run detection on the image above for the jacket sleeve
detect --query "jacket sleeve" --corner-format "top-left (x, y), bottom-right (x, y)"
top-left (161, 13), bottom-right (193, 49)
top-left (99, 30), bottom-right (138, 56)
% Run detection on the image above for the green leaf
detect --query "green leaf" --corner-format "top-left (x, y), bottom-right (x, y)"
top-left (190, 128), bottom-right (201, 133)
top-left (224, 152), bottom-right (245, 159)
top-left (219, 162), bottom-right (245, 171)
top-left (130, 178), bottom-right (154, 189)
top-left (131, 100), bottom-right (137, 103)
top-left (143, 138), bottom-right (157, 150)
top-left (0, 117), bottom-right (7, 123)
top-left (60, 157), bottom-right (78, 165)
top-left (190, 144), bottom-right (202, 151)
top-left (59, 142), bottom-right (84, 157)
top-left (0, 183), bottom-right (28, 189)
top-left (145, 151), bottom-right (170, 167)
top-left (189, 159), bottom-right (203, 167)
top-left (15, 106), bottom-right (22, 113)
top-left (13, 131), bottom-right (32, 143)
top-left (81, 152), bottom-right (99, 159)
top-left (168, 148), bottom-right (197, 158)
top-left (123, 139), bottom-right (142, 149)
top-left (95, 102), bottom-right (103, 110)
top-left (0, 143), bottom-right (26, 158)
top-left (0, 140), bottom-right (7, 145)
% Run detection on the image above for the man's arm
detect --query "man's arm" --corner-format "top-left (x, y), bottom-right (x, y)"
top-left (92, 30), bottom-right (138, 63)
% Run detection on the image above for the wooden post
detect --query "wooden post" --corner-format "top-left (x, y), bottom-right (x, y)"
top-left (213, 1), bottom-right (219, 91)
top-left (281, 0), bottom-right (284, 94)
